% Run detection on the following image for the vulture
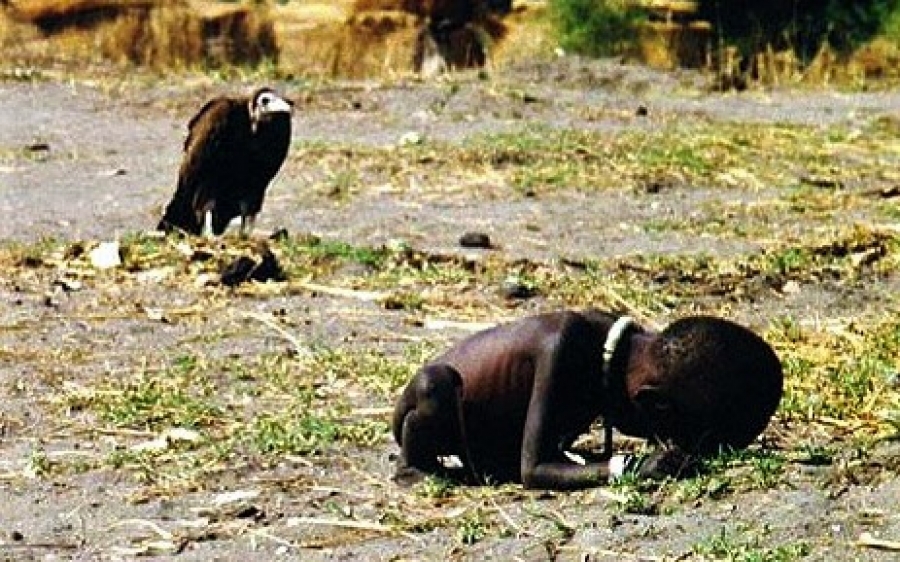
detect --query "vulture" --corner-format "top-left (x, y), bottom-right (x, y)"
top-left (158, 87), bottom-right (293, 237)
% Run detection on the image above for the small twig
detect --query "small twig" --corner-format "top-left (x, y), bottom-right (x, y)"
top-left (351, 406), bottom-right (393, 417)
top-left (818, 416), bottom-right (858, 429)
top-left (0, 542), bottom-right (80, 550)
top-left (294, 281), bottom-right (388, 302)
top-left (108, 518), bottom-right (174, 541)
top-left (524, 505), bottom-right (576, 536)
top-left (282, 454), bottom-right (315, 467)
top-left (422, 317), bottom-right (498, 332)
top-left (555, 545), bottom-right (667, 561)
top-left (240, 311), bottom-right (310, 357)
top-left (600, 285), bottom-right (663, 331)
top-left (285, 516), bottom-right (412, 538)
top-left (596, 488), bottom-right (632, 504)
top-left (856, 532), bottom-right (900, 551)
top-left (249, 529), bottom-right (296, 549)
top-left (488, 497), bottom-right (528, 538)
top-left (64, 423), bottom-right (157, 438)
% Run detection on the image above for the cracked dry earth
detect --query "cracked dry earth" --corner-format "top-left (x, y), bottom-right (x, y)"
top-left (1, 57), bottom-right (900, 561)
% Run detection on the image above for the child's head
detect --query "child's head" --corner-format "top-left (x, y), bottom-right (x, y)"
top-left (627, 316), bottom-right (783, 454)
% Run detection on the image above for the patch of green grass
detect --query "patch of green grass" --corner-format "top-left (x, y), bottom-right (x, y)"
top-left (245, 116), bottom-right (900, 204)
top-left (748, 454), bottom-right (786, 489)
top-left (765, 247), bottom-right (813, 276)
top-left (106, 449), bottom-right (169, 484)
top-left (311, 345), bottom-right (418, 399)
top-left (794, 443), bottom-right (836, 466)
top-left (693, 526), bottom-right (811, 562)
top-left (91, 357), bottom-right (223, 430)
top-left (27, 447), bottom-right (51, 478)
top-left (323, 169), bottom-right (361, 199)
top-left (0, 236), bottom-right (65, 268)
top-left (48, 347), bottom-right (396, 489)
top-left (879, 201), bottom-right (900, 221)
top-left (247, 411), bottom-right (341, 456)
top-left (277, 234), bottom-right (390, 273)
top-left (608, 474), bottom-right (660, 515)
top-left (672, 448), bottom-right (785, 504)
top-left (382, 290), bottom-right (425, 312)
top-left (675, 474), bottom-right (732, 503)
top-left (549, 0), bottom-right (644, 57)
top-left (456, 508), bottom-right (489, 545)
top-left (119, 231), bottom-right (166, 260)
top-left (99, 380), bottom-right (222, 429)
top-left (666, 449), bottom-right (787, 504)
top-left (416, 475), bottom-right (459, 500)
top-left (778, 353), bottom-right (820, 419)
top-left (636, 143), bottom-right (711, 175)
top-left (307, 237), bottom-right (384, 265)
top-left (460, 127), bottom-right (610, 194)
top-left (771, 314), bottom-right (900, 432)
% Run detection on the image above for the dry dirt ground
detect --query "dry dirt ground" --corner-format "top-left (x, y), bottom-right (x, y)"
top-left (1, 57), bottom-right (900, 561)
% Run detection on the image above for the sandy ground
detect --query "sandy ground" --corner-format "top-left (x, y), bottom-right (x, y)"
top-left (1, 57), bottom-right (900, 561)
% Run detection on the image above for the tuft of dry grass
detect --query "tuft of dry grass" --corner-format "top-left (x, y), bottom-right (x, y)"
top-left (276, 4), bottom-right (421, 79)
top-left (6, 0), bottom-right (157, 28)
top-left (330, 9), bottom-right (421, 79)
top-left (98, 2), bottom-right (204, 67)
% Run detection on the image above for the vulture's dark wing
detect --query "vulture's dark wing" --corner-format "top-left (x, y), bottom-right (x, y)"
top-left (180, 97), bottom-right (249, 185)
top-left (183, 98), bottom-right (222, 151)
top-left (158, 97), bottom-right (249, 234)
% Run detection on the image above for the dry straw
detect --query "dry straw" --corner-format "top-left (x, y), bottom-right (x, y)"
top-left (2, 0), bottom-right (277, 68)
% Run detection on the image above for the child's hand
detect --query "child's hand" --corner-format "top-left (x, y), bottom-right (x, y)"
top-left (637, 447), bottom-right (700, 479)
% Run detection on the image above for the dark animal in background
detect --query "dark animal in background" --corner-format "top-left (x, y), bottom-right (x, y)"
top-left (158, 87), bottom-right (293, 237)
top-left (413, 0), bottom-right (509, 75)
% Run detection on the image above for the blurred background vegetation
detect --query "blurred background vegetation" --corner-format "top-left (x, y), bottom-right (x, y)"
top-left (553, 0), bottom-right (900, 59)
top-left (551, 0), bottom-right (900, 84)
top-left (2, 0), bottom-right (900, 84)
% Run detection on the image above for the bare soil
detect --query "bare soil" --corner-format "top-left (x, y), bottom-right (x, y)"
top-left (1, 58), bottom-right (900, 561)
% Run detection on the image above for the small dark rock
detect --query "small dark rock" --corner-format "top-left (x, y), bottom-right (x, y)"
top-left (878, 185), bottom-right (900, 198)
top-left (392, 465), bottom-right (429, 487)
top-left (43, 292), bottom-right (60, 308)
top-left (52, 278), bottom-right (82, 292)
top-left (800, 174), bottom-right (843, 190)
top-left (635, 105), bottom-right (648, 116)
top-left (10, 530), bottom-right (24, 541)
top-left (220, 249), bottom-right (287, 287)
top-left (190, 249), bottom-right (216, 262)
top-left (19, 255), bottom-right (44, 268)
top-left (637, 175), bottom-right (676, 194)
top-left (220, 256), bottom-right (257, 287)
top-left (500, 279), bottom-right (537, 300)
top-left (253, 250), bottom-right (287, 282)
top-left (382, 296), bottom-right (409, 311)
top-left (269, 227), bottom-right (290, 241)
top-left (459, 231), bottom-right (492, 249)
top-left (235, 505), bottom-right (264, 520)
top-left (26, 142), bottom-right (50, 153)
top-left (643, 181), bottom-right (663, 194)
top-left (64, 241), bottom-right (86, 260)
